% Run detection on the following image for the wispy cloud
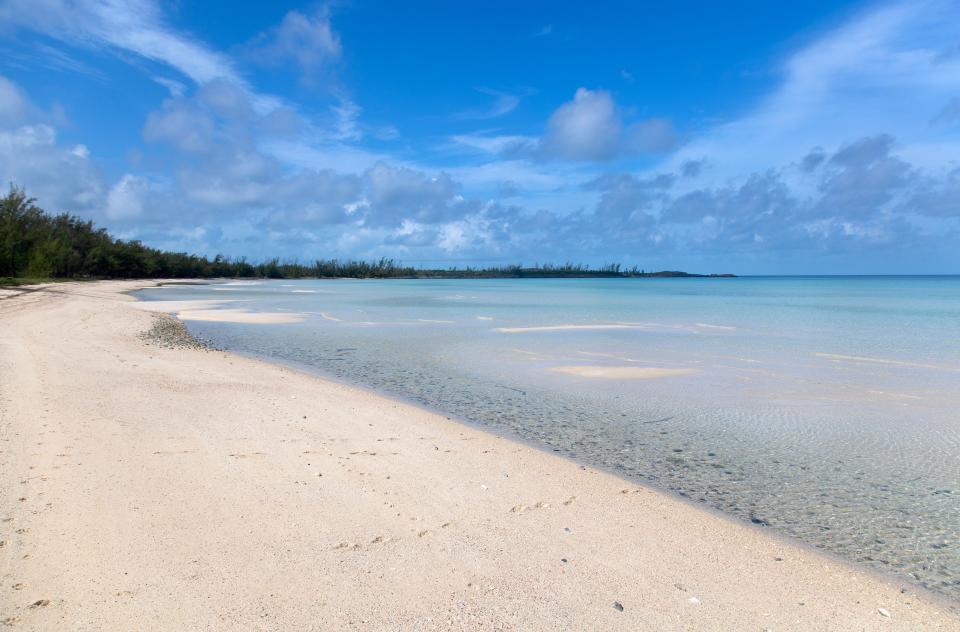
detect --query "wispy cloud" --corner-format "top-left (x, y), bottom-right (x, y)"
top-left (0, 0), bottom-right (282, 111)
top-left (661, 0), bottom-right (960, 179)
top-left (455, 87), bottom-right (523, 120)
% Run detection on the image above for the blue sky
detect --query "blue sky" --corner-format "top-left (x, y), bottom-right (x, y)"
top-left (1, 0), bottom-right (959, 273)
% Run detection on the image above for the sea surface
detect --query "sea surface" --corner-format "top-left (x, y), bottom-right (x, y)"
top-left (135, 277), bottom-right (960, 599)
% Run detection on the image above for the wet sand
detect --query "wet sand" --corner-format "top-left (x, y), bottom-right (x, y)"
top-left (0, 281), bottom-right (957, 630)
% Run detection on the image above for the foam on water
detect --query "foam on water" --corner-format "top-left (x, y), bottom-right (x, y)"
top-left (136, 277), bottom-right (960, 599)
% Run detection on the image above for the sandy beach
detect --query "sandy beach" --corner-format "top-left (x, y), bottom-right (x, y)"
top-left (1, 281), bottom-right (957, 631)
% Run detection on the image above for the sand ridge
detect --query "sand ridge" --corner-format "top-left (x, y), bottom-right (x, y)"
top-left (550, 365), bottom-right (699, 379)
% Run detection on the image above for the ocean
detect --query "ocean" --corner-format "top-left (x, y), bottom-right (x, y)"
top-left (135, 276), bottom-right (960, 598)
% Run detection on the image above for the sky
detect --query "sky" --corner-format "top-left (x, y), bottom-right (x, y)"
top-left (1, 0), bottom-right (959, 274)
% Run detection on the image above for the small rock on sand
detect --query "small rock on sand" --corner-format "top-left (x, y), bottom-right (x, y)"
top-left (613, 601), bottom-right (624, 612)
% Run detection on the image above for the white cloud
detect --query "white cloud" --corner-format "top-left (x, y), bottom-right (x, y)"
top-left (0, 122), bottom-right (103, 212)
top-left (458, 88), bottom-right (677, 162)
top-left (0, 76), bottom-right (102, 212)
top-left (0, 75), bottom-right (32, 126)
top-left (541, 88), bottom-right (622, 161)
top-left (106, 173), bottom-right (150, 219)
top-left (0, 0), bottom-right (284, 113)
top-left (662, 0), bottom-right (960, 181)
top-left (143, 96), bottom-right (217, 152)
top-left (247, 7), bottom-right (342, 79)
top-left (456, 88), bottom-right (522, 120)
top-left (0, 0), bottom-right (240, 84)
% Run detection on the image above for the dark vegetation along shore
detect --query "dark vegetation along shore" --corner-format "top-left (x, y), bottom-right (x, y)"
top-left (1, 185), bottom-right (734, 284)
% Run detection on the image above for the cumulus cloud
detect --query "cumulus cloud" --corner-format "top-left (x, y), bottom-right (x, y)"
top-left (247, 7), bottom-right (342, 80)
top-left (815, 134), bottom-right (912, 219)
top-left (143, 96), bottom-right (217, 152)
top-left (651, 137), bottom-right (940, 256)
top-left (460, 88), bottom-right (677, 163)
top-left (585, 172), bottom-right (673, 227)
top-left (0, 76), bottom-right (102, 213)
top-left (540, 88), bottom-right (622, 161)
top-left (105, 174), bottom-right (151, 219)
top-left (0, 76), bottom-right (34, 126)
top-left (363, 163), bottom-right (479, 227)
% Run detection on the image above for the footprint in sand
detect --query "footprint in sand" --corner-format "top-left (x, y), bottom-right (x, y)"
top-left (333, 542), bottom-right (363, 551)
top-left (510, 501), bottom-right (551, 513)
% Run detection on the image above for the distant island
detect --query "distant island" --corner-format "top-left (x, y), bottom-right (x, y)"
top-left (1, 185), bottom-right (734, 284)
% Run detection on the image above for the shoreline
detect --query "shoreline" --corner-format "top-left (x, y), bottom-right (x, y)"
top-left (2, 280), bottom-right (958, 630)
top-left (152, 291), bottom-right (958, 614)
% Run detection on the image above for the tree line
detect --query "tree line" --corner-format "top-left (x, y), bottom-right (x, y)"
top-left (1, 185), bottom-right (727, 282)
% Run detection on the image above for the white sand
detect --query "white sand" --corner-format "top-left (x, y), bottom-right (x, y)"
top-left (1, 281), bottom-right (957, 630)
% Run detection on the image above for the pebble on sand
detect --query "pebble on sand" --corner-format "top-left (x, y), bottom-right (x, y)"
top-left (613, 601), bottom-right (624, 612)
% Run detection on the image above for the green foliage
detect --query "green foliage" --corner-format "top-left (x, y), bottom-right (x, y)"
top-left (0, 184), bottom-right (725, 281)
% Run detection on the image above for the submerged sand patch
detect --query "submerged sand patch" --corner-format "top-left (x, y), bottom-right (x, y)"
top-left (177, 308), bottom-right (306, 324)
top-left (132, 299), bottom-right (233, 313)
top-left (132, 299), bottom-right (303, 324)
top-left (550, 365), bottom-right (698, 379)
top-left (815, 352), bottom-right (950, 370)
top-left (495, 323), bottom-right (655, 333)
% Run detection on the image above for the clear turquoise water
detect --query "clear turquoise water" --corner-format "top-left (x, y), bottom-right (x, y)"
top-left (136, 277), bottom-right (960, 598)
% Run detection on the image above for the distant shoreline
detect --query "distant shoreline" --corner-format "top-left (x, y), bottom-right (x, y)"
top-left (2, 270), bottom-right (736, 287)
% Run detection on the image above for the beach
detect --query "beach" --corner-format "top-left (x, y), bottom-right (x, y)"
top-left (1, 281), bottom-right (957, 630)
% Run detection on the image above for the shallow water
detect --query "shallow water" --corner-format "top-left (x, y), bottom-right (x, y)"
top-left (136, 277), bottom-right (960, 599)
